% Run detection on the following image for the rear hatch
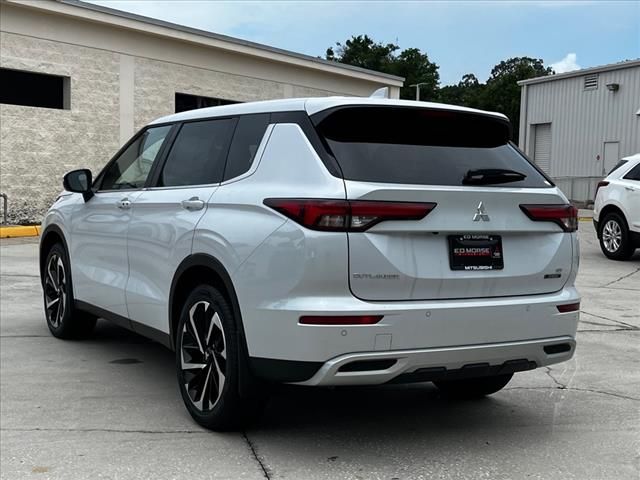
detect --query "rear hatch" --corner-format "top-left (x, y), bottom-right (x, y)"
top-left (313, 105), bottom-right (576, 301)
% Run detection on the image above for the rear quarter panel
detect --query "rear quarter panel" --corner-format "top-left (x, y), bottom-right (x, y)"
top-left (192, 124), bottom-right (348, 357)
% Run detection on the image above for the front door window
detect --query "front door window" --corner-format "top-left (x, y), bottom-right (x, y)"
top-left (100, 125), bottom-right (172, 191)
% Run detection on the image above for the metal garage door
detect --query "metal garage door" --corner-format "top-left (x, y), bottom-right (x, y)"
top-left (533, 123), bottom-right (552, 174)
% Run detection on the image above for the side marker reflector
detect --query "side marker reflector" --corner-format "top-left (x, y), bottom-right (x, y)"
top-left (556, 302), bottom-right (580, 313)
top-left (299, 315), bottom-right (384, 325)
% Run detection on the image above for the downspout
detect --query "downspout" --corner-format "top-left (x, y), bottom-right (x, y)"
top-left (518, 83), bottom-right (528, 151)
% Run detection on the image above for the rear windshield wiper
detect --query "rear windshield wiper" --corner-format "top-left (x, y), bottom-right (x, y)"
top-left (462, 168), bottom-right (527, 185)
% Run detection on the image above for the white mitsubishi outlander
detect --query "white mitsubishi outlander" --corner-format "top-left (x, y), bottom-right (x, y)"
top-left (40, 97), bottom-right (580, 430)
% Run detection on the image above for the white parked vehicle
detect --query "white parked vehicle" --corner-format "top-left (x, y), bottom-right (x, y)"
top-left (40, 97), bottom-right (580, 430)
top-left (593, 153), bottom-right (640, 260)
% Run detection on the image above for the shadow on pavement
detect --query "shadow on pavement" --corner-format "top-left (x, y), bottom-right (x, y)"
top-left (88, 319), bottom-right (549, 440)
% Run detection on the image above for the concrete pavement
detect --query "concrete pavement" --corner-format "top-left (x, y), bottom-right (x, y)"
top-left (1, 223), bottom-right (638, 479)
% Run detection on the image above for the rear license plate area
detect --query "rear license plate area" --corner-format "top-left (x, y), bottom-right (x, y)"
top-left (448, 234), bottom-right (504, 271)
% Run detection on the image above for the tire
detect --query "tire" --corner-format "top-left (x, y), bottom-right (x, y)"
top-left (176, 284), bottom-right (266, 431)
top-left (42, 243), bottom-right (97, 339)
top-left (599, 212), bottom-right (635, 260)
top-left (434, 373), bottom-right (513, 399)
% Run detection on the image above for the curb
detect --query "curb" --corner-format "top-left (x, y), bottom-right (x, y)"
top-left (0, 225), bottom-right (41, 238)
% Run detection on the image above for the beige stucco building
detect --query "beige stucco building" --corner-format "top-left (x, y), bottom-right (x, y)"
top-left (0, 0), bottom-right (403, 223)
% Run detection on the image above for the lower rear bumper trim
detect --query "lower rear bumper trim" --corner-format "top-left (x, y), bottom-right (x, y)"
top-left (292, 336), bottom-right (575, 386)
top-left (388, 359), bottom-right (537, 384)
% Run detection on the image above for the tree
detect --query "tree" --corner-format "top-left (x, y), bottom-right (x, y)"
top-left (326, 35), bottom-right (398, 73)
top-left (437, 73), bottom-right (483, 107)
top-left (326, 38), bottom-right (553, 140)
top-left (437, 58), bottom-right (552, 140)
top-left (390, 48), bottom-right (440, 100)
top-left (481, 57), bottom-right (553, 140)
top-left (460, 73), bottom-right (480, 88)
top-left (326, 35), bottom-right (440, 100)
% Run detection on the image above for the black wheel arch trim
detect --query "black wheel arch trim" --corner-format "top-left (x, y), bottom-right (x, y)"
top-left (169, 254), bottom-right (241, 347)
top-left (170, 253), bottom-right (262, 396)
top-left (39, 224), bottom-right (70, 287)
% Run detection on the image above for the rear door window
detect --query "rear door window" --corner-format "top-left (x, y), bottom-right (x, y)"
top-left (159, 118), bottom-right (236, 187)
top-left (313, 107), bottom-right (551, 188)
top-left (223, 114), bottom-right (270, 181)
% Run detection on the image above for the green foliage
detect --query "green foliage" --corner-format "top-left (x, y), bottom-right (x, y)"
top-left (481, 57), bottom-right (554, 140)
top-left (437, 74), bottom-right (483, 108)
top-left (326, 35), bottom-right (440, 101)
top-left (326, 36), bottom-right (554, 140)
top-left (326, 35), bottom-right (398, 73)
top-left (391, 48), bottom-right (440, 100)
top-left (438, 59), bottom-right (553, 139)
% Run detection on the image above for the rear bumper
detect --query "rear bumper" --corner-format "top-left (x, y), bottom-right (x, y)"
top-left (292, 336), bottom-right (575, 386)
top-left (243, 286), bottom-right (580, 365)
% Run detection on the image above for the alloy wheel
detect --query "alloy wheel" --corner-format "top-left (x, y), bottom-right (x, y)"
top-left (180, 301), bottom-right (227, 412)
top-left (602, 219), bottom-right (622, 253)
top-left (44, 253), bottom-right (67, 328)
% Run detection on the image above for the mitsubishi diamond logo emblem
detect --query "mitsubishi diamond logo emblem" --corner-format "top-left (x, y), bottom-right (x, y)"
top-left (473, 201), bottom-right (490, 222)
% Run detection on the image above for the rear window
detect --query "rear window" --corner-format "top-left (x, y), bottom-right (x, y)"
top-left (314, 107), bottom-right (551, 188)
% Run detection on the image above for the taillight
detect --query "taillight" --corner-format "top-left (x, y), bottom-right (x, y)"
top-left (557, 302), bottom-right (580, 313)
top-left (263, 198), bottom-right (436, 232)
top-left (299, 315), bottom-right (384, 325)
top-left (519, 204), bottom-right (578, 232)
top-left (595, 181), bottom-right (609, 198)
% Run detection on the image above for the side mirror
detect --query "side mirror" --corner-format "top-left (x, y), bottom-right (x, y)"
top-left (63, 169), bottom-right (93, 201)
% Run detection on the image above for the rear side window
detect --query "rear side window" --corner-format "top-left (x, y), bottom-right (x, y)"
top-left (607, 160), bottom-right (627, 175)
top-left (313, 107), bottom-right (551, 188)
top-left (608, 160), bottom-right (628, 175)
top-left (623, 164), bottom-right (640, 181)
top-left (160, 118), bottom-right (235, 187)
top-left (223, 114), bottom-right (270, 181)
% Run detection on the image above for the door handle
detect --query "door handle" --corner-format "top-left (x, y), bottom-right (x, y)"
top-left (181, 197), bottom-right (205, 211)
top-left (117, 198), bottom-right (131, 210)
top-left (624, 186), bottom-right (635, 192)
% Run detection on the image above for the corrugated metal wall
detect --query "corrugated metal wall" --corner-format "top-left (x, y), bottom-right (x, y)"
top-left (522, 64), bottom-right (640, 178)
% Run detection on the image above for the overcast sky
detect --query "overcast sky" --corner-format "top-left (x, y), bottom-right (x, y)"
top-left (89, 0), bottom-right (639, 85)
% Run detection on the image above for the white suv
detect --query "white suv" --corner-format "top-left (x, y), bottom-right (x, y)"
top-left (40, 98), bottom-right (580, 430)
top-left (593, 153), bottom-right (640, 260)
